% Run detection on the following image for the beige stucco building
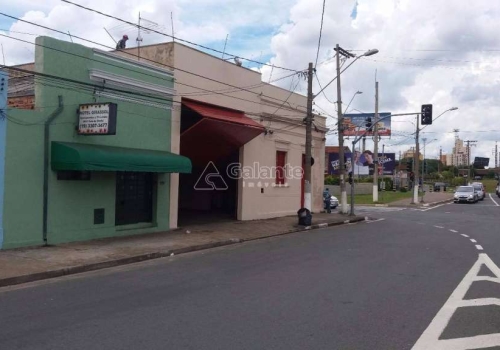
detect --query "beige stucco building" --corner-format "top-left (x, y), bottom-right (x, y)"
top-left (118, 42), bottom-right (327, 227)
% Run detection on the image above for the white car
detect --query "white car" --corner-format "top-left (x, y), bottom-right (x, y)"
top-left (324, 195), bottom-right (339, 210)
top-left (472, 183), bottom-right (485, 201)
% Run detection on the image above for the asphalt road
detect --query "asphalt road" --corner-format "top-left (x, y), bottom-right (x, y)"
top-left (1, 195), bottom-right (500, 349)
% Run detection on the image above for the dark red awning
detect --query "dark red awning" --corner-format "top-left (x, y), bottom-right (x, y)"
top-left (181, 100), bottom-right (264, 163)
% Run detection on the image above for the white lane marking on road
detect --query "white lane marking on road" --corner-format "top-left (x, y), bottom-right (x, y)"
top-left (476, 245), bottom-right (484, 250)
top-left (470, 239), bottom-right (477, 243)
top-left (489, 193), bottom-right (500, 207)
top-left (461, 234), bottom-right (469, 238)
top-left (434, 225), bottom-right (444, 229)
top-left (412, 253), bottom-right (500, 350)
top-left (420, 203), bottom-right (451, 211)
top-left (449, 229), bottom-right (458, 233)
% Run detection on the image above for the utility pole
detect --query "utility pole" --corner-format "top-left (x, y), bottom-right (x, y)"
top-left (336, 44), bottom-right (347, 213)
top-left (496, 142), bottom-right (498, 168)
top-left (413, 116), bottom-right (420, 204)
top-left (304, 62), bottom-right (314, 211)
top-left (465, 140), bottom-right (477, 183)
top-left (439, 146), bottom-right (442, 174)
top-left (373, 81), bottom-right (379, 202)
top-left (422, 137), bottom-right (427, 185)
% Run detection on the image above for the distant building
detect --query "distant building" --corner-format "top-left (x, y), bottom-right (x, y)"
top-left (440, 154), bottom-right (448, 166)
top-left (445, 154), bottom-right (452, 166)
top-left (402, 147), bottom-right (423, 161)
top-left (451, 137), bottom-right (469, 167)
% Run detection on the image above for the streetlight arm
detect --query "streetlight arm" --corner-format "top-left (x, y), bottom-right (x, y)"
top-left (420, 108), bottom-right (457, 132)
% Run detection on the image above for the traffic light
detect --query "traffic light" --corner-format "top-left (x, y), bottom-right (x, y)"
top-left (406, 159), bottom-right (413, 172)
top-left (348, 172), bottom-right (353, 185)
top-left (423, 161), bottom-right (427, 173)
top-left (421, 104), bottom-right (433, 125)
top-left (365, 117), bottom-right (372, 131)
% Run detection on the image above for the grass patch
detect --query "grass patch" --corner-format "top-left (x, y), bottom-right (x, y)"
top-left (480, 179), bottom-right (497, 194)
top-left (347, 191), bottom-right (413, 204)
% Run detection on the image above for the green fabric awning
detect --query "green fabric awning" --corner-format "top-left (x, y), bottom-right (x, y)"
top-left (51, 142), bottom-right (192, 173)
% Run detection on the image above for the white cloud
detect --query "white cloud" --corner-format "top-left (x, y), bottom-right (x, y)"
top-left (3, 0), bottom-right (500, 166)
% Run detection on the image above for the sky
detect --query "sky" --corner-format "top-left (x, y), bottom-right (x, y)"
top-left (2, 0), bottom-right (500, 167)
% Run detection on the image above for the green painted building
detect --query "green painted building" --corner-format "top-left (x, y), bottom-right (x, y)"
top-left (1, 36), bottom-right (191, 249)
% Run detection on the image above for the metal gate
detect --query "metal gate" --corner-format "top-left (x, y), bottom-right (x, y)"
top-left (115, 172), bottom-right (153, 226)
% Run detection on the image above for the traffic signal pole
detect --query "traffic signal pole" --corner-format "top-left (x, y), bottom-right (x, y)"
top-left (373, 81), bottom-right (379, 202)
top-left (413, 116), bottom-right (420, 205)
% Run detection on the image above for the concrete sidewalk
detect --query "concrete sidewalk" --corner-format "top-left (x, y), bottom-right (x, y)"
top-left (389, 191), bottom-right (453, 207)
top-left (0, 212), bottom-right (364, 287)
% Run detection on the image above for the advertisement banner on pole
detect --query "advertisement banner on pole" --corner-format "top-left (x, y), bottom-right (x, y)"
top-left (328, 151), bottom-right (395, 176)
top-left (342, 113), bottom-right (391, 136)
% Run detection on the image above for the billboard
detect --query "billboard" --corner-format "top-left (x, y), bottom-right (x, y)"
top-left (473, 157), bottom-right (489, 169)
top-left (328, 151), bottom-right (396, 176)
top-left (343, 113), bottom-right (391, 137)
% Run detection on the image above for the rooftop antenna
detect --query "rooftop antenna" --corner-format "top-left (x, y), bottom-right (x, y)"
top-left (222, 34), bottom-right (229, 59)
top-left (268, 64), bottom-right (274, 83)
top-left (135, 13), bottom-right (161, 60)
top-left (137, 12), bottom-right (142, 60)
top-left (171, 12), bottom-right (175, 42)
top-left (67, 31), bottom-right (73, 43)
top-left (1, 44), bottom-right (5, 65)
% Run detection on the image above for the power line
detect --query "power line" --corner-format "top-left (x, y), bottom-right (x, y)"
top-left (363, 57), bottom-right (500, 73)
top-left (60, 0), bottom-right (298, 72)
top-left (0, 34), bottom-right (309, 115)
top-left (314, 72), bottom-right (337, 105)
top-left (7, 74), bottom-right (307, 125)
top-left (0, 13), bottom-right (308, 110)
top-left (2, 31), bottom-right (299, 97)
top-left (314, 0), bottom-right (326, 68)
top-left (0, 28), bottom-right (39, 36)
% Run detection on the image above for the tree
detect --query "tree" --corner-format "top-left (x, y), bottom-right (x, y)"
top-left (441, 170), bottom-right (454, 179)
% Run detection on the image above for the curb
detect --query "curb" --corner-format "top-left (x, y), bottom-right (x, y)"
top-left (0, 217), bottom-right (365, 288)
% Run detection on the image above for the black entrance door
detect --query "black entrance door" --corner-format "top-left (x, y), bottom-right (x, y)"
top-left (115, 172), bottom-right (153, 226)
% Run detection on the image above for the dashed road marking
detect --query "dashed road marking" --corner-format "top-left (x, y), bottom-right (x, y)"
top-left (449, 229), bottom-right (458, 233)
top-left (476, 245), bottom-right (484, 250)
top-left (412, 253), bottom-right (500, 350)
top-left (489, 193), bottom-right (500, 207)
top-left (420, 203), bottom-right (451, 211)
top-left (461, 234), bottom-right (469, 238)
top-left (434, 225), bottom-right (445, 229)
top-left (470, 239), bottom-right (477, 243)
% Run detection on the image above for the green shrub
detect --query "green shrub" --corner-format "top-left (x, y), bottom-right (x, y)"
top-left (325, 175), bottom-right (340, 185)
top-left (400, 187), bottom-right (407, 192)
